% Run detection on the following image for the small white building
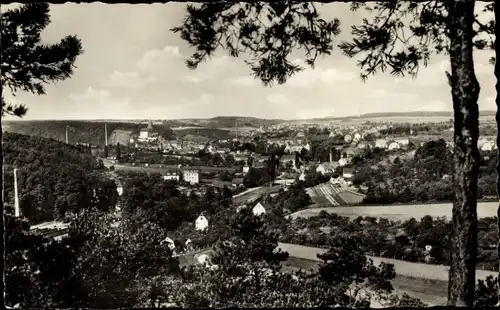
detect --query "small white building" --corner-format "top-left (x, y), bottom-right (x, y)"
top-left (243, 164), bottom-right (250, 173)
top-left (299, 172), bottom-right (306, 181)
top-left (161, 237), bottom-right (176, 250)
top-left (195, 215), bottom-right (209, 231)
top-left (344, 134), bottom-right (353, 143)
top-left (481, 141), bottom-right (496, 151)
top-left (353, 133), bottom-right (362, 141)
top-left (116, 184), bottom-right (124, 196)
top-left (338, 158), bottom-right (349, 167)
top-left (375, 139), bottom-right (388, 149)
top-left (252, 202), bottom-right (268, 216)
top-left (163, 172), bottom-right (180, 181)
top-left (316, 162), bottom-right (338, 175)
top-left (388, 141), bottom-right (401, 151)
top-left (183, 169), bottom-right (200, 184)
top-left (197, 254), bottom-right (211, 266)
top-left (139, 129), bottom-right (149, 140)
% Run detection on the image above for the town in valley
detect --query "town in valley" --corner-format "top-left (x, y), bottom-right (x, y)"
top-left (2, 1), bottom-right (497, 309)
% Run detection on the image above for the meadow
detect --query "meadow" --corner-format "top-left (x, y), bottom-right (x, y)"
top-left (288, 201), bottom-right (499, 221)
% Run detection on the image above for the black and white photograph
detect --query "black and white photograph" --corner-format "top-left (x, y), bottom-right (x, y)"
top-left (1, 0), bottom-right (498, 308)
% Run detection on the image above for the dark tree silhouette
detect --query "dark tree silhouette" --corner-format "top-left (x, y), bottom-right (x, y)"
top-left (1, 3), bottom-right (83, 117)
top-left (172, 1), bottom-right (495, 305)
top-left (1, 4), bottom-right (83, 288)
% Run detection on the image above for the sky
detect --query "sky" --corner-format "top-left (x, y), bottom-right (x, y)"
top-left (2, 2), bottom-right (496, 120)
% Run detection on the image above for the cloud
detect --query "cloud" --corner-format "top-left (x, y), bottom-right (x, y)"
top-left (103, 70), bottom-right (157, 89)
top-left (287, 59), bottom-right (357, 87)
top-left (136, 45), bottom-right (183, 71)
top-left (67, 87), bottom-right (133, 118)
top-left (266, 93), bottom-right (289, 105)
top-left (231, 75), bottom-right (257, 86)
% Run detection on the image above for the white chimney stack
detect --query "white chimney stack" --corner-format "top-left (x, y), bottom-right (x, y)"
top-left (65, 126), bottom-right (69, 144)
top-left (14, 168), bottom-right (20, 217)
top-left (329, 150), bottom-right (333, 163)
top-left (105, 123), bottom-right (108, 146)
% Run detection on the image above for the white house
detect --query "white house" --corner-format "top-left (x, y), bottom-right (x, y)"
top-left (139, 129), bottom-right (149, 140)
top-left (252, 202), bottom-right (268, 216)
top-left (303, 143), bottom-right (311, 151)
top-left (116, 185), bottom-right (124, 196)
top-left (196, 254), bottom-right (211, 266)
top-left (481, 141), bottom-right (496, 151)
top-left (161, 237), bottom-right (176, 250)
top-left (195, 215), bottom-right (209, 231)
top-left (185, 239), bottom-right (194, 252)
top-left (338, 158), bottom-right (348, 167)
top-left (316, 162), bottom-right (338, 175)
top-left (344, 134), bottom-right (353, 143)
top-left (183, 169), bottom-right (200, 184)
top-left (163, 172), bottom-right (180, 181)
top-left (243, 164), bottom-right (250, 173)
top-left (299, 172), bottom-right (306, 181)
top-left (388, 141), bottom-right (401, 151)
top-left (375, 139), bottom-right (388, 149)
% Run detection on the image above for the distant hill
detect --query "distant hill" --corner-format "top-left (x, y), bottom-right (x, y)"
top-left (305, 110), bottom-right (496, 122)
top-left (3, 120), bottom-right (175, 146)
top-left (2, 117), bottom-right (279, 143)
top-left (204, 116), bottom-right (284, 128)
top-left (3, 133), bottom-right (111, 224)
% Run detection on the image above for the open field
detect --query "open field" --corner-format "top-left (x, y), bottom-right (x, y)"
top-left (336, 190), bottom-right (365, 205)
top-left (308, 183), bottom-right (341, 206)
top-left (282, 256), bottom-right (448, 306)
top-left (307, 183), bottom-right (365, 206)
top-left (278, 242), bottom-right (496, 281)
top-left (288, 201), bottom-right (499, 221)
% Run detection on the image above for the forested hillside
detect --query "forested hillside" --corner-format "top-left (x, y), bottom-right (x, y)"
top-left (4, 133), bottom-right (116, 224)
top-left (3, 121), bottom-right (176, 145)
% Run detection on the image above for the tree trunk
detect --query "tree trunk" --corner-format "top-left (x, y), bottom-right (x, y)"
top-left (495, 0), bottom-right (500, 305)
top-left (0, 3), bottom-right (5, 302)
top-left (447, 0), bottom-right (480, 307)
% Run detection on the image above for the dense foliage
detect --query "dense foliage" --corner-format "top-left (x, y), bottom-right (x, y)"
top-left (352, 139), bottom-right (497, 204)
top-left (2, 3), bottom-right (83, 117)
top-left (161, 207), bottom-right (398, 308)
top-left (4, 133), bottom-right (115, 224)
top-left (121, 172), bottom-right (232, 232)
top-left (279, 212), bottom-right (498, 272)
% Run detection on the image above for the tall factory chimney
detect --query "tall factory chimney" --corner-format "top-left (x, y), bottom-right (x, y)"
top-left (14, 168), bottom-right (20, 217)
top-left (105, 123), bottom-right (108, 146)
top-left (329, 149), bottom-right (333, 163)
top-left (235, 119), bottom-right (238, 141)
top-left (65, 126), bottom-right (69, 144)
